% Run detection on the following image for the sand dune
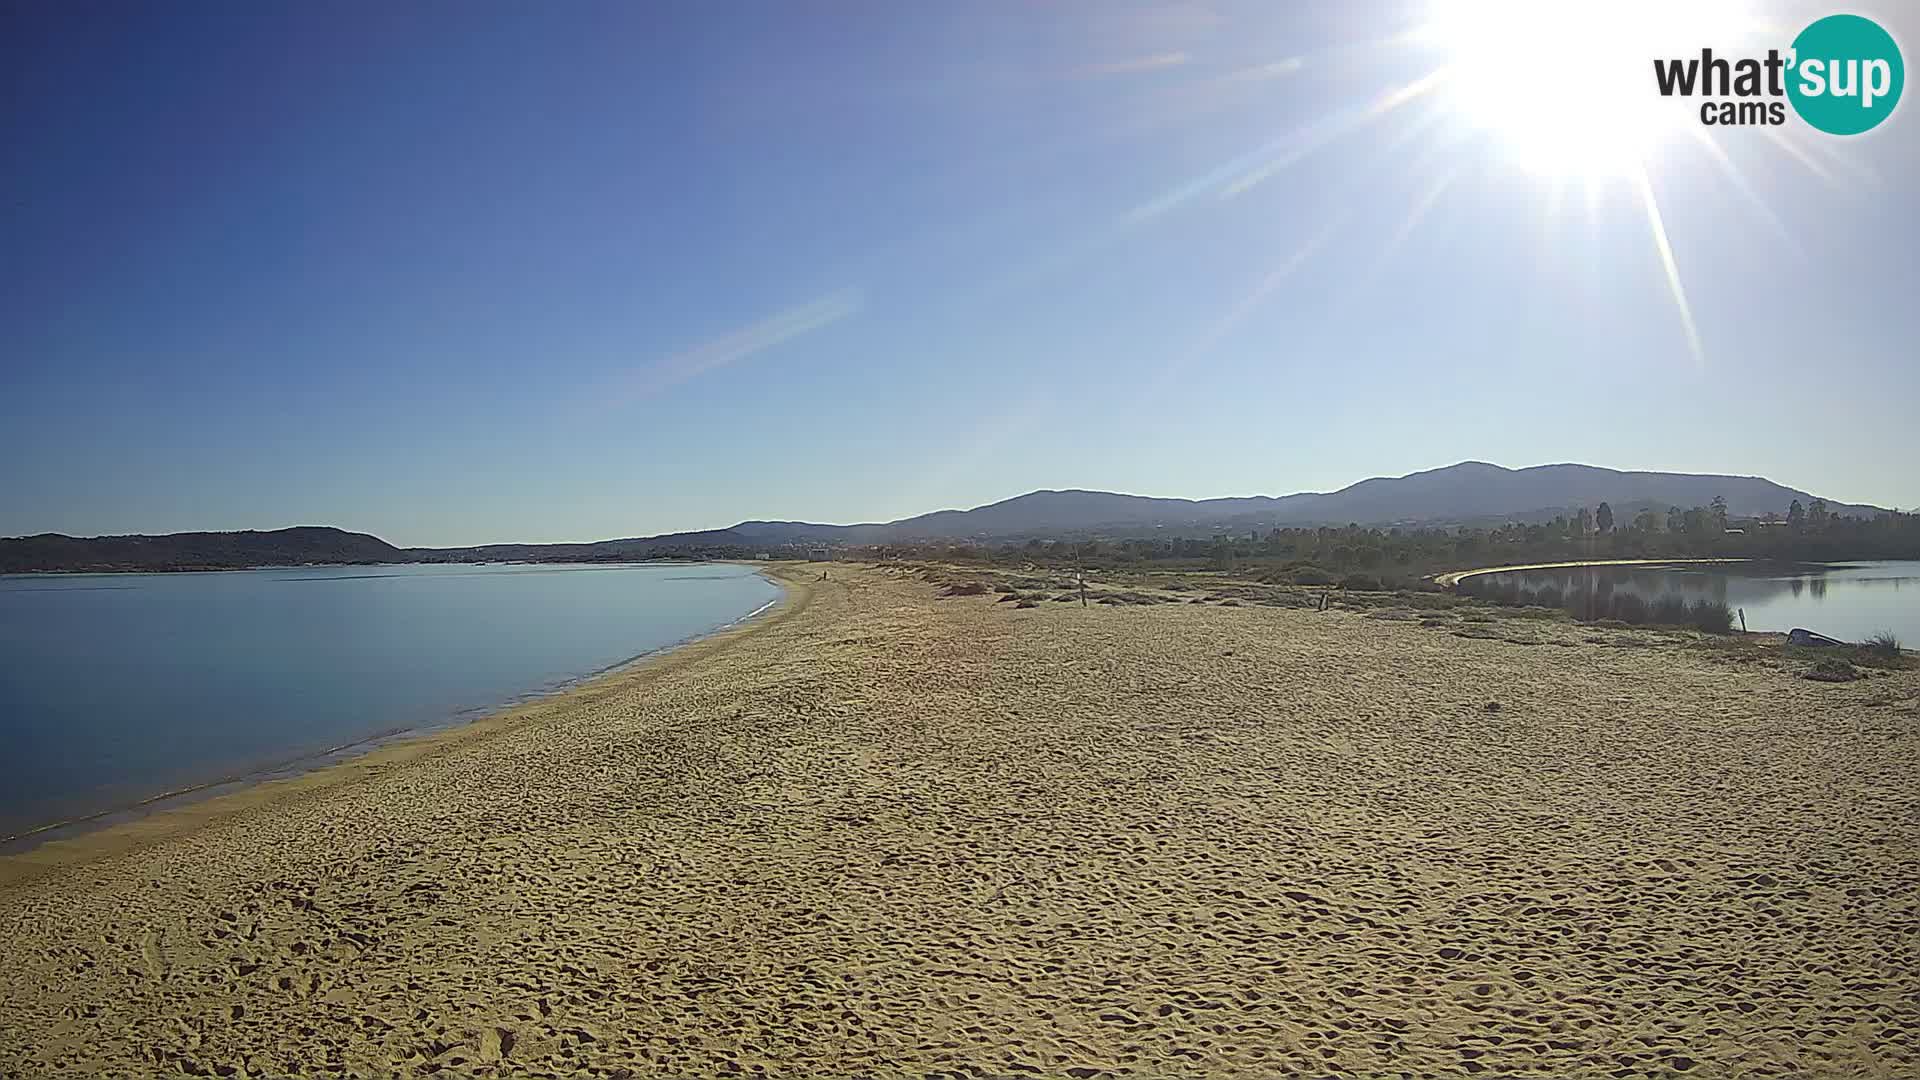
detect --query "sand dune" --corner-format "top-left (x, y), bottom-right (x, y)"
top-left (2, 564), bottom-right (1916, 1078)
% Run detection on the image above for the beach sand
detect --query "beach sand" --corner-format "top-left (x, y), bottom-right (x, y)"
top-left (2, 564), bottom-right (1916, 1078)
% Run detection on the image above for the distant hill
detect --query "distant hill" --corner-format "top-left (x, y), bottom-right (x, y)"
top-left (422, 462), bottom-right (1885, 557)
top-left (0, 527), bottom-right (404, 573)
top-left (3, 462), bottom-right (1889, 571)
top-left (1271, 461), bottom-right (1883, 526)
top-left (736, 462), bottom-right (1884, 544)
top-left (404, 527), bottom-right (759, 564)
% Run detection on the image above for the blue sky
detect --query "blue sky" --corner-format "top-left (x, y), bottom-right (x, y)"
top-left (4, 1), bottom-right (1915, 545)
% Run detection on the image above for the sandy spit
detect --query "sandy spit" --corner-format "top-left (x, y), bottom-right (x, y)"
top-left (1430, 558), bottom-right (1752, 588)
top-left (1, 564), bottom-right (1916, 1078)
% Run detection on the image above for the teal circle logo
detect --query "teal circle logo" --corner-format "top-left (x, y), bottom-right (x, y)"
top-left (1787, 14), bottom-right (1904, 135)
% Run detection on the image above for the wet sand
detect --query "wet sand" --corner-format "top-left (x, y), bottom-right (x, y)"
top-left (2, 564), bottom-right (1916, 1078)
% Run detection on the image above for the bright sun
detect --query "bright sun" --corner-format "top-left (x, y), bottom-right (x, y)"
top-left (1418, 0), bottom-right (1760, 177)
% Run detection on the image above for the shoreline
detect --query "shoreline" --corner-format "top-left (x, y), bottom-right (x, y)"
top-left (0, 557), bottom-right (724, 577)
top-left (1431, 556), bottom-right (1754, 588)
top-left (0, 565), bottom-right (804, 881)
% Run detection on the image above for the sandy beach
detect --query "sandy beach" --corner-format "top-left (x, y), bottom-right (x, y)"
top-left (2, 563), bottom-right (1916, 1078)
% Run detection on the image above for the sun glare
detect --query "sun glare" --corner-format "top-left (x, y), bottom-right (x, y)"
top-left (1418, 0), bottom-right (1757, 177)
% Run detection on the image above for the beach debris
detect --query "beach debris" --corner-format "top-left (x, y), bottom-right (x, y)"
top-left (1786, 627), bottom-right (1848, 648)
top-left (1485, 701), bottom-right (1502, 713)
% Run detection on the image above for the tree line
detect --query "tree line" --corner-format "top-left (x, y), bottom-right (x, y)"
top-left (854, 502), bottom-right (1920, 587)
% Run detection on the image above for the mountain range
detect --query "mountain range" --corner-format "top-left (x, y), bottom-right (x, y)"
top-left (1, 462), bottom-right (1889, 572)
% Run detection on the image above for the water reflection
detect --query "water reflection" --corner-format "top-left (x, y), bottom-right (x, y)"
top-left (1473, 560), bottom-right (1920, 640)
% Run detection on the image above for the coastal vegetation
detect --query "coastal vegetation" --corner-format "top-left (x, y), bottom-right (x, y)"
top-left (0, 527), bottom-right (405, 574)
top-left (876, 500), bottom-right (1920, 586)
top-left (15, 498), bottom-right (1910, 642)
top-left (8, 464), bottom-right (1911, 575)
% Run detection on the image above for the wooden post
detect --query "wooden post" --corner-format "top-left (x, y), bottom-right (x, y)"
top-left (1739, 607), bottom-right (1747, 633)
top-left (1079, 572), bottom-right (1087, 608)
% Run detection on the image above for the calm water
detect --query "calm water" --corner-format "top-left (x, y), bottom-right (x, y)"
top-left (1478, 560), bottom-right (1919, 641)
top-left (0, 562), bottom-right (779, 840)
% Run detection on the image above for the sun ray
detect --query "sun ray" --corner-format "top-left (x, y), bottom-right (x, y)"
top-left (1382, 164), bottom-right (1461, 263)
top-left (1539, 173), bottom-right (1567, 256)
top-left (1772, 126), bottom-right (1883, 191)
top-left (1759, 126), bottom-right (1838, 187)
top-left (1075, 52), bottom-right (1189, 78)
top-left (1685, 127), bottom-right (1798, 252)
top-left (1218, 67), bottom-right (1451, 200)
top-left (1630, 164), bottom-right (1705, 369)
top-left (603, 289), bottom-right (864, 408)
top-left (1219, 57), bottom-right (1305, 82)
top-left (1324, 163), bottom-right (1463, 321)
top-left (1369, 66), bottom-right (1452, 119)
top-left (1148, 215), bottom-right (1347, 393)
top-left (1544, 175), bottom-right (1566, 223)
top-left (1376, 96), bottom-right (1456, 160)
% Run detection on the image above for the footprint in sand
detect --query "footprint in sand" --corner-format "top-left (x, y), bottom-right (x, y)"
top-left (140, 926), bottom-right (169, 982)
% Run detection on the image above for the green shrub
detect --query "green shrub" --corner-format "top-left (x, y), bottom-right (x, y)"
top-left (1652, 595), bottom-right (1690, 625)
top-left (1688, 600), bottom-right (1734, 634)
top-left (1867, 630), bottom-right (1902, 658)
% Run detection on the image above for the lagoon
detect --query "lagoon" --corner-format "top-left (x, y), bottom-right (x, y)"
top-left (0, 562), bottom-right (779, 841)
top-left (1474, 560), bottom-right (1919, 642)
